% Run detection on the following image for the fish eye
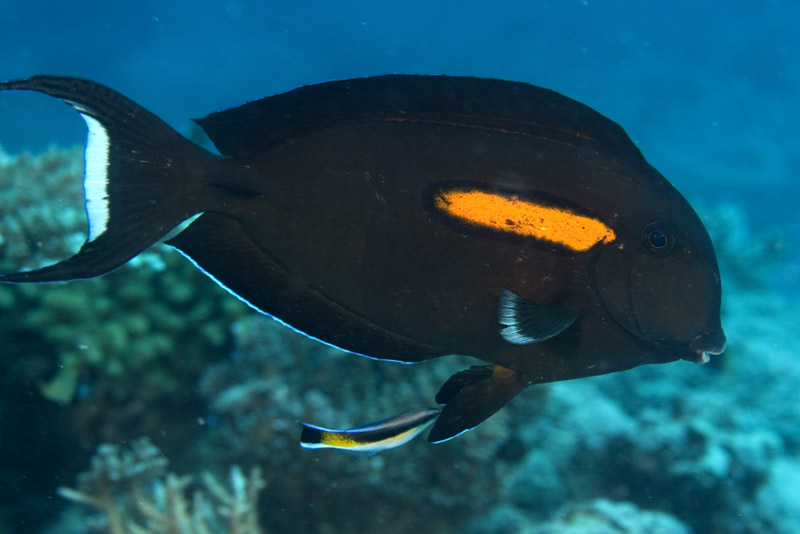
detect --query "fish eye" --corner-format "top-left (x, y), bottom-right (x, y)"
top-left (649, 230), bottom-right (667, 248)
top-left (641, 221), bottom-right (675, 254)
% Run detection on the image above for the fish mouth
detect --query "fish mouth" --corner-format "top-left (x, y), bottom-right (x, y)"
top-left (688, 330), bottom-right (727, 364)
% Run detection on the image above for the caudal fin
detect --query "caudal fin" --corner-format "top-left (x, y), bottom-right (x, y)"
top-left (0, 75), bottom-right (215, 283)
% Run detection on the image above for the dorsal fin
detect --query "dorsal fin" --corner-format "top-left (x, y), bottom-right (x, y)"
top-left (194, 75), bottom-right (644, 161)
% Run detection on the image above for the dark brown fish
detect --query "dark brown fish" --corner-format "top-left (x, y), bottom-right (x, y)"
top-left (0, 75), bottom-right (726, 444)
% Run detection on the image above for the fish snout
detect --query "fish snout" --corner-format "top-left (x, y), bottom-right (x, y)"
top-left (688, 330), bottom-right (727, 363)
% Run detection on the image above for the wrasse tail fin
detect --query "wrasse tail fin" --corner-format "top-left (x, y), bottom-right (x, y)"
top-left (428, 365), bottom-right (529, 443)
top-left (0, 75), bottom-right (214, 283)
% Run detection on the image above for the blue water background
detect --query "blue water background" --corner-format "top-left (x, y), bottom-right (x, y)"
top-left (1, 1), bottom-right (798, 532)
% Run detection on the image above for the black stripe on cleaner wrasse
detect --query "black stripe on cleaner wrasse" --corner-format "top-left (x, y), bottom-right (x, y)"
top-left (0, 75), bottom-right (726, 448)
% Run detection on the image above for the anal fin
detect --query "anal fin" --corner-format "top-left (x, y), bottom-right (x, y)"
top-left (428, 364), bottom-right (529, 443)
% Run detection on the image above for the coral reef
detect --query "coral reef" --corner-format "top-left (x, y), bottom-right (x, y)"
top-left (52, 437), bottom-right (265, 534)
top-left (468, 499), bottom-right (691, 534)
top-left (0, 145), bottom-right (86, 272)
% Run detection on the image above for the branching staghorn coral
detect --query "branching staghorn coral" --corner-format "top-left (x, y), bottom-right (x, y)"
top-left (58, 437), bottom-right (266, 534)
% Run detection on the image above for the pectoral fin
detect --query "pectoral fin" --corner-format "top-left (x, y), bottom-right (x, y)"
top-left (499, 289), bottom-right (580, 344)
top-left (428, 364), bottom-right (529, 443)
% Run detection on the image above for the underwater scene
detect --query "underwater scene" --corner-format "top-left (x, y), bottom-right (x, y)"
top-left (0, 1), bottom-right (798, 533)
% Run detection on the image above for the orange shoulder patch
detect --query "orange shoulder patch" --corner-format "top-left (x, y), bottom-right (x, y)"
top-left (434, 188), bottom-right (615, 252)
